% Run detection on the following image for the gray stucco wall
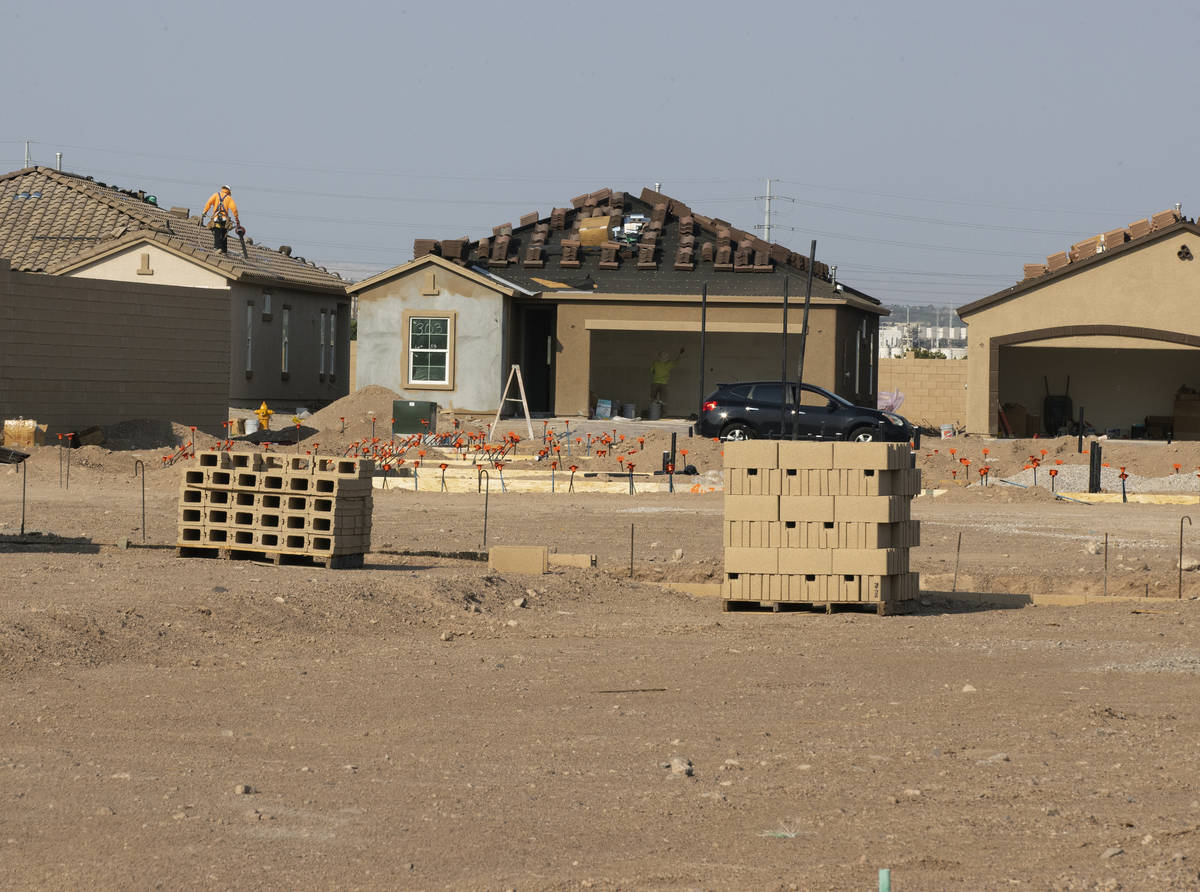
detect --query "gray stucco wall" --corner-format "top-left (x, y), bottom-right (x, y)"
top-left (229, 282), bottom-right (350, 410)
top-left (355, 266), bottom-right (505, 413)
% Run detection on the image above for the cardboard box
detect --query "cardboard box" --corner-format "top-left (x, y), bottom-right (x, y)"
top-left (3, 419), bottom-right (46, 448)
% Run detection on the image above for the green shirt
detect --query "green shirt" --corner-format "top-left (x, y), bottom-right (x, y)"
top-left (650, 358), bottom-right (678, 385)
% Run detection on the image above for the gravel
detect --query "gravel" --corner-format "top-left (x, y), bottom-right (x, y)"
top-left (995, 465), bottom-right (1200, 495)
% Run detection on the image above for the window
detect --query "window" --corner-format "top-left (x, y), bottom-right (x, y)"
top-left (245, 302), bottom-right (253, 375)
top-left (318, 310), bottom-right (326, 376)
top-left (407, 314), bottom-right (452, 387)
top-left (262, 291), bottom-right (272, 320)
top-left (281, 306), bottom-right (290, 375)
top-left (328, 311), bottom-right (336, 379)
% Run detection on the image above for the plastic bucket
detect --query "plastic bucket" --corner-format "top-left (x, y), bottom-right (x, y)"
top-left (646, 401), bottom-right (663, 421)
top-left (940, 424), bottom-right (954, 439)
top-left (621, 402), bottom-right (638, 419)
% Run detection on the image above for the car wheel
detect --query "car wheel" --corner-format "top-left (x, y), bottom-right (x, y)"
top-left (848, 426), bottom-right (877, 442)
top-left (721, 422), bottom-right (756, 442)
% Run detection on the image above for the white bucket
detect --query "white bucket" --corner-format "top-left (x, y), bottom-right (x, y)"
top-left (940, 424), bottom-right (955, 439)
top-left (245, 418), bottom-right (260, 434)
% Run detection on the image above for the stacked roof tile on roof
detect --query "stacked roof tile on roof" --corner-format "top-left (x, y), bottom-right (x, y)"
top-left (0, 167), bottom-right (345, 293)
top-left (409, 186), bottom-right (879, 304)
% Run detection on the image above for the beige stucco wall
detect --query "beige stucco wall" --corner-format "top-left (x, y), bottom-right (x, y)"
top-left (354, 265), bottom-right (506, 413)
top-left (555, 296), bottom-right (872, 416)
top-left (961, 234), bottom-right (1200, 433)
top-left (68, 243), bottom-right (229, 289)
top-left (0, 261), bottom-right (229, 432)
top-left (878, 357), bottom-right (969, 427)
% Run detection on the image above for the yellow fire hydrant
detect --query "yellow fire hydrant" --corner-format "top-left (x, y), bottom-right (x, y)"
top-left (254, 401), bottom-right (274, 431)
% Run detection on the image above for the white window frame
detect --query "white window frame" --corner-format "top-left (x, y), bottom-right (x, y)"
top-left (404, 312), bottom-right (455, 389)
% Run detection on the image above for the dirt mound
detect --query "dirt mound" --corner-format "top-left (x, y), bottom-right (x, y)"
top-left (930, 481), bottom-right (1076, 504)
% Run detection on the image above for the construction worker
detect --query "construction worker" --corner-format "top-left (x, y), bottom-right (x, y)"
top-left (649, 347), bottom-right (685, 408)
top-left (201, 185), bottom-right (241, 254)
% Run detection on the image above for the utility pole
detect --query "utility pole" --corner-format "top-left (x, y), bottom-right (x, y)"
top-left (755, 178), bottom-right (794, 243)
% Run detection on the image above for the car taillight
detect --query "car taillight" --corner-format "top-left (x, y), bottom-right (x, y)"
top-left (701, 400), bottom-right (718, 412)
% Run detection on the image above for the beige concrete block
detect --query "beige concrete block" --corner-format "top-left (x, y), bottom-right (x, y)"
top-left (778, 495), bottom-right (835, 522)
top-left (723, 440), bottom-right (778, 469)
top-left (834, 496), bottom-right (911, 523)
top-left (727, 468), bottom-right (782, 496)
top-left (777, 440), bottom-right (834, 469)
top-left (725, 547), bottom-right (779, 574)
top-left (778, 549), bottom-right (833, 574)
top-left (549, 553), bottom-right (597, 568)
top-left (488, 545), bottom-right (549, 575)
top-left (724, 495), bottom-right (780, 521)
top-left (832, 442), bottom-right (910, 470)
top-left (831, 548), bottom-right (908, 575)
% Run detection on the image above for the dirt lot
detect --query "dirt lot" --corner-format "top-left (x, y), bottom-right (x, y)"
top-left (4, 405), bottom-right (1200, 889)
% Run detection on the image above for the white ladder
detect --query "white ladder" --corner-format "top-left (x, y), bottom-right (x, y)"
top-left (489, 364), bottom-right (536, 442)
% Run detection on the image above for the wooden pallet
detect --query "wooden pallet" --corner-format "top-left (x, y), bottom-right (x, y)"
top-left (721, 598), bottom-right (915, 616)
top-left (176, 544), bottom-right (365, 570)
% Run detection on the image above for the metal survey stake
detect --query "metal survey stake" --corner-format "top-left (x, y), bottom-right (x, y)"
top-left (1181, 516), bottom-right (1192, 600)
top-left (134, 459), bottom-right (146, 542)
top-left (629, 523), bottom-right (634, 578)
top-left (952, 532), bottom-right (962, 592)
top-left (479, 469), bottom-right (490, 550)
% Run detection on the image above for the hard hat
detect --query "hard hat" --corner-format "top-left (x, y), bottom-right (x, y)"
top-left (221, 185), bottom-right (231, 192)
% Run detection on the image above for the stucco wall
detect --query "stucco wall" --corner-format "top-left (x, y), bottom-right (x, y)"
top-left (228, 283), bottom-right (350, 409)
top-left (555, 296), bottom-right (860, 416)
top-left (878, 357), bottom-right (969, 428)
top-left (355, 266), bottom-right (505, 412)
top-left (962, 234), bottom-right (1200, 432)
top-left (68, 243), bottom-right (228, 289)
top-left (0, 261), bottom-right (229, 432)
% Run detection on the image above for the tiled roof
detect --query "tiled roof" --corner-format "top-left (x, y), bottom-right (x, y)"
top-left (959, 215), bottom-right (1199, 317)
top-left (410, 186), bottom-right (879, 304)
top-left (0, 167), bottom-right (345, 293)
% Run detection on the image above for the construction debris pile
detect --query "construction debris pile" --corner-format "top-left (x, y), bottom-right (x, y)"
top-left (177, 451), bottom-right (373, 569)
top-left (722, 441), bottom-right (920, 614)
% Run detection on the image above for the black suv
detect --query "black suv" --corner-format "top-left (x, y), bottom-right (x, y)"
top-left (698, 381), bottom-right (915, 443)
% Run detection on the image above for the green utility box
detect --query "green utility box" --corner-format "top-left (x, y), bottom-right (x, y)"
top-left (392, 400), bottom-right (438, 435)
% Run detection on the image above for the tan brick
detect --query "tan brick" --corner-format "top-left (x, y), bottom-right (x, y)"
top-left (725, 547), bottom-right (779, 574)
top-left (779, 495), bottom-right (835, 522)
top-left (778, 549), bottom-right (834, 574)
top-left (777, 440), bottom-right (834, 469)
top-left (725, 495), bottom-right (780, 521)
top-left (488, 545), bottom-right (549, 575)
top-left (833, 496), bottom-right (911, 523)
top-left (831, 548), bottom-right (909, 575)
top-left (832, 442), bottom-right (910, 470)
top-left (723, 440), bottom-right (778, 469)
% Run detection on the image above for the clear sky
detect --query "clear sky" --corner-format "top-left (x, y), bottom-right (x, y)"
top-left (4, 0), bottom-right (1197, 307)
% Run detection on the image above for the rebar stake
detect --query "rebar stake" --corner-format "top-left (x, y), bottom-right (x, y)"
top-left (1181, 516), bottom-right (1192, 600)
top-left (629, 523), bottom-right (634, 578)
top-left (134, 459), bottom-right (146, 542)
top-left (479, 470), bottom-right (490, 550)
top-left (1103, 532), bottom-right (1109, 597)
top-left (952, 532), bottom-right (962, 593)
top-left (20, 459), bottom-right (27, 536)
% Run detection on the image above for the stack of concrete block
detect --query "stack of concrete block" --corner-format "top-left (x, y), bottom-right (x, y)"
top-left (178, 452), bottom-right (373, 568)
top-left (723, 440), bottom-right (920, 614)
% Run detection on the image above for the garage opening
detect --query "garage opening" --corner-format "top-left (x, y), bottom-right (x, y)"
top-left (588, 330), bottom-right (818, 418)
top-left (998, 341), bottom-right (1200, 437)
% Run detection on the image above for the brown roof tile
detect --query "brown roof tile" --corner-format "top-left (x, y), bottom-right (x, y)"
top-left (0, 167), bottom-right (344, 293)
